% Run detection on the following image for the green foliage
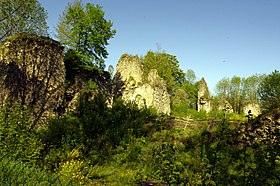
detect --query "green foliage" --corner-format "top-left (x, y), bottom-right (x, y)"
top-left (183, 80), bottom-right (199, 108)
top-left (242, 74), bottom-right (265, 100)
top-left (172, 104), bottom-right (240, 121)
top-left (56, 147), bottom-right (86, 184)
top-left (171, 89), bottom-right (190, 113)
top-left (215, 76), bottom-right (242, 113)
top-left (143, 51), bottom-right (186, 93)
top-left (241, 109), bottom-right (280, 184)
top-left (170, 72), bottom-right (198, 115)
top-left (0, 102), bottom-right (43, 164)
top-left (215, 74), bottom-right (265, 113)
top-left (64, 49), bottom-right (103, 84)
top-left (40, 92), bottom-right (156, 168)
top-left (141, 51), bottom-right (198, 114)
top-left (185, 112), bottom-right (279, 185)
top-left (171, 102), bottom-right (205, 119)
top-left (258, 70), bottom-right (280, 111)
top-left (185, 69), bottom-right (197, 84)
top-left (153, 141), bottom-right (184, 185)
top-left (1, 72), bottom-right (278, 185)
top-left (56, 0), bottom-right (116, 70)
top-left (230, 76), bottom-right (242, 113)
top-left (215, 77), bottom-right (231, 99)
top-left (0, 156), bottom-right (73, 185)
top-left (0, 0), bottom-right (48, 41)
top-left (113, 137), bottom-right (147, 168)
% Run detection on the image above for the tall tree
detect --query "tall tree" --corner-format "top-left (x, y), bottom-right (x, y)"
top-left (258, 70), bottom-right (280, 111)
top-left (215, 74), bottom-right (266, 113)
top-left (215, 78), bottom-right (230, 100)
top-left (143, 51), bottom-right (186, 93)
top-left (56, 0), bottom-right (116, 70)
top-left (181, 81), bottom-right (198, 109)
top-left (0, 0), bottom-right (48, 41)
top-left (185, 69), bottom-right (196, 84)
top-left (242, 74), bottom-right (265, 100)
top-left (229, 76), bottom-right (242, 113)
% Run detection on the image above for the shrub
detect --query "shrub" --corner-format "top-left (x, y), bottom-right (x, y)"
top-left (40, 92), bottom-right (158, 172)
top-left (153, 141), bottom-right (184, 184)
top-left (56, 147), bottom-right (86, 185)
top-left (0, 102), bottom-right (43, 164)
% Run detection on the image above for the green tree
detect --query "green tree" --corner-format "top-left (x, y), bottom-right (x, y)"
top-left (185, 69), bottom-right (196, 84)
top-left (143, 51), bottom-right (186, 93)
top-left (229, 76), bottom-right (242, 113)
top-left (56, 0), bottom-right (116, 70)
top-left (242, 74), bottom-right (265, 100)
top-left (215, 78), bottom-right (230, 100)
top-left (0, 0), bottom-right (48, 41)
top-left (181, 81), bottom-right (198, 109)
top-left (258, 70), bottom-right (280, 111)
top-left (215, 74), bottom-right (265, 113)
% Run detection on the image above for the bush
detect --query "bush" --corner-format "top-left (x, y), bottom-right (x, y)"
top-left (152, 141), bottom-right (184, 185)
top-left (56, 147), bottom-right (86, 185)
top-left (40, 92), bottom-right (158, 172)
top-left (0, 102), bottom-right (43, 164)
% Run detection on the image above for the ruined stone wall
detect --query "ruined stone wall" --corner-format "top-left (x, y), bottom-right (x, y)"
top-left (0, 34), bottom-right (65, 128)
top-left (114, 54), bottom-right (171, 114)
top-left (197, 77), bottom-right (211, 112)
top-left (242, 100), bottom-right (261, 117)
top-left (64, 68), bottom-right (112, 113)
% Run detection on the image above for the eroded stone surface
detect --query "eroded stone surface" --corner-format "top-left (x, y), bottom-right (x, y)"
top-left (114, 54), bottom-right (170, 114)
top-left (197, 78), bottom-right (211, 112)
top-left (0, 34), bottom-right (65, 128)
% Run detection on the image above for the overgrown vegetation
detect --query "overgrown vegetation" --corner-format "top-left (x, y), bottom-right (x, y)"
top-left (142, 51), bottom-right (186, 93)
top-left (213, 74), bottom-right (266, 113)
top-left (0, 155), bottom-right (73, 185)
top-left (0, 0), bottom-right (279, 184)
top-left (1, 85), bottom-right (279, 185)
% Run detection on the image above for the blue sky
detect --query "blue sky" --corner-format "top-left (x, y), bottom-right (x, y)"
top-left (39, 0), bottom-right (280, 93)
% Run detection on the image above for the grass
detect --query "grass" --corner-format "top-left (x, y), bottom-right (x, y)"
top-left (0, 155), bottom-right (73, 185)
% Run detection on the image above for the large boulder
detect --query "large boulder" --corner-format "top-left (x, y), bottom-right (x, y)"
top-left (0, 34), bottom-right (65, 128)
top-left (114, 54), bottom-right (170, 114)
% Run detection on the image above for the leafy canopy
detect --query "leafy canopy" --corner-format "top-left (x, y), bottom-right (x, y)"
top-left (56, 0), bottom-right (116, 70)
top-left (214, 74), bottom-right (265, 113)
top-left (258, 70), bottom-right (280, 111)
top-left (0, 0), bottom-right (48, 41)
top-left (185, 69), bottom-right (196, 84)
top-left (143, 51), bottom-right (186, 93)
